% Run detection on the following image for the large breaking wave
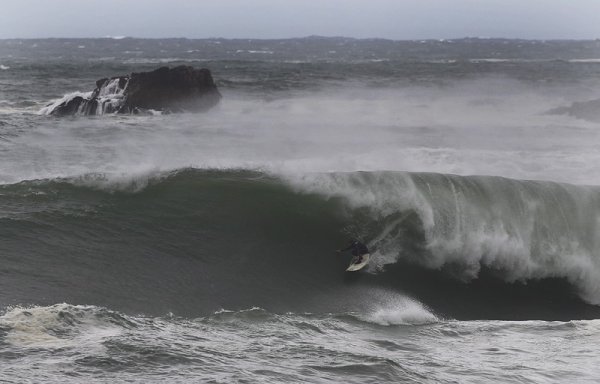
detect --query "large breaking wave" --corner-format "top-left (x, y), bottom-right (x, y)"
top-left (286, 171), bottom-right (600, 302)
top-left (1, 168), bottom-right (600, 320)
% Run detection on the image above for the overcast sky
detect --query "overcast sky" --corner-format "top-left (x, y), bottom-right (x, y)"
top-left (1, 0), bottom-right (599, 40)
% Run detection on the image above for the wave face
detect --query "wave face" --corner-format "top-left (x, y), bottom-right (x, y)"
top-left (2, 169), bottom-right (600, 320)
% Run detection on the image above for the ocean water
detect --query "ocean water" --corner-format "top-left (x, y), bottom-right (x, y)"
top-left (2, 37), bottom-right (600, 382)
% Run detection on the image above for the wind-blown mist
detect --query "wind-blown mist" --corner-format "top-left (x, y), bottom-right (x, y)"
top-left (4, 78), bottom-right (600, 186)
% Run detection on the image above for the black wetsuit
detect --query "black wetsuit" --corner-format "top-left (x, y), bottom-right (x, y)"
top-left (341, 241), bottom-right (369, 263)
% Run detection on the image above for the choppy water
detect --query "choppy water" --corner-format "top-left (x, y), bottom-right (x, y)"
top-left (2, 37), bottom-right (600, 383)
top-left (2, 304), bottom-right (600, 383)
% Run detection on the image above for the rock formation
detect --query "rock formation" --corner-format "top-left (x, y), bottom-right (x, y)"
top-left (42, 66), bottom-right (221, 116)
top-left (547, 98), bottom-right (600, 122)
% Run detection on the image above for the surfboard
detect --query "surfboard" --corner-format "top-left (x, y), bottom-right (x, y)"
top-left (346, 253), bottom-right (370, 272)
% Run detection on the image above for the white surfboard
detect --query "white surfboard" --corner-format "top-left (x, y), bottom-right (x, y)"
top-left (346, 254), bottom-right (370, 272)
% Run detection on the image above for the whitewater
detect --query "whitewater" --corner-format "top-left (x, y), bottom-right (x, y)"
top-left (2, 37), bottom-right (600, 382)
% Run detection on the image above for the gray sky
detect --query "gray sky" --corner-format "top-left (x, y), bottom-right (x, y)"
top-left (1, 0), bottom-right (599, 40)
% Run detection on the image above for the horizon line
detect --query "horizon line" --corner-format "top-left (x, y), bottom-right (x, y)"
top-left (1, 35), bottom-right (599, 42)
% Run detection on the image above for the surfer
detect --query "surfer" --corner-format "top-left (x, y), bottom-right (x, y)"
top-left (337, 239), bottom-right (369, 264)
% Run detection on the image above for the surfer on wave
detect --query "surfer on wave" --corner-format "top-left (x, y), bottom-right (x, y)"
top-left (337, 239), bottom-right (369, 264)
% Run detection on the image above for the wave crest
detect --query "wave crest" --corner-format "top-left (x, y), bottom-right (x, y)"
top-left (285, 171), bottom-right (600, 304)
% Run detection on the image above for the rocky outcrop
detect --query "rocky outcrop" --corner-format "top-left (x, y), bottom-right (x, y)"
top-left (547, 99), bottom-right (600, 122)
top-left (42, 66), bottom-right (221, 116)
